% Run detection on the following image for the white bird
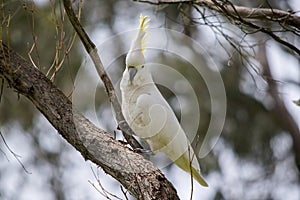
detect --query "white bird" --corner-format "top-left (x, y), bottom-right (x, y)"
top-left (120, 14), bottom-right (208, 187)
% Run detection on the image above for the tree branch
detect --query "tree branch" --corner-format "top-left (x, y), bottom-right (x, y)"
top-left (0, 42), bottom-right (179, 199)
top-left (137, 0), bottom-right (300, 55)
top-left (138, 0), bottom-right (300, 28)
top-left (62, 0), bottom-right (143, 149)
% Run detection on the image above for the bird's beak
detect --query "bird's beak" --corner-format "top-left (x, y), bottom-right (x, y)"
top-left (128, 66), bottom-right (137, 82)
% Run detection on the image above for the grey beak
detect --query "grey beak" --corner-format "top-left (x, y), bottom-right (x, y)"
top-left (128, 67), bottom-right (137, 82)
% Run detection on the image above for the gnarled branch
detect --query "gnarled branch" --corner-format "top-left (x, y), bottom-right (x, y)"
top-left (0, 42), bottom-right (179, 200)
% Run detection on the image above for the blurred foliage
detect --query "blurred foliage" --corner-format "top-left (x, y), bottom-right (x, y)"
top-left (0, 0), bottom-right (299, 200)
top-left (0, 0), bottom-right (82, 128)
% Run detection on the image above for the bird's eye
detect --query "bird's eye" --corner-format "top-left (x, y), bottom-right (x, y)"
top-left (141, 65), bottom-right (144, 68)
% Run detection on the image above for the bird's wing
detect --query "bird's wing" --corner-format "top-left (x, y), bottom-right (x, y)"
top-left (128, 90), bottom-right (168, 139)
top-left (124, 81), bottom-right (208, 186)
top-left (129, 86), bottom-right (187, 156)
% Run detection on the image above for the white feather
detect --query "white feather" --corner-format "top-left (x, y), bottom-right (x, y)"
top-left (120, 15), bottom-right (208, 187)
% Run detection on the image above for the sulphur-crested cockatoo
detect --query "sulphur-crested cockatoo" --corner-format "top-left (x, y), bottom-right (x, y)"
top-left (120, 14), bottom-right (208, 187)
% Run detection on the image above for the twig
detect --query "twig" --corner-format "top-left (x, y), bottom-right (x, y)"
top-left (187, 145), bottom-right (194, 200)
top-left (23, 1), bottom-right (41, 69)
top-left (0, 131), bottom-right (31, 174)
top-left (28, 43), bottom-right (39, 69)
top-left (120, 186), bottom-right (129, 200)
top-left (46, 0), bottom-right (80, 81)
top-left (0, 78), bottom-right (3, 103)
top-left (62, 0), bottom-right (143, 149)
top-left (89, 166), bottom-right (123, 200)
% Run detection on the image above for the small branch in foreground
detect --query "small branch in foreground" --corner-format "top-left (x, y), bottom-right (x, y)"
top-left (89, 166), bottom-right (123, 200)
top-left (62, 0), bottom-right (142, 149)
top-left (0, 131), bottom-right (31, 174)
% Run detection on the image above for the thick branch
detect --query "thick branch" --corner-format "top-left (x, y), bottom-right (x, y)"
top-left (62, 0), bottom-right (142, 149)
top-left (0, 43), bottom-right (179, 200)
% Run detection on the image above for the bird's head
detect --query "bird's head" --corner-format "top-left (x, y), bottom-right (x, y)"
top-left (125, 14), bottom-right (150, 82)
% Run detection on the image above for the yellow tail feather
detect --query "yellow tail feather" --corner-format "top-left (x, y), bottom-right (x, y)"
top-left (174, 154), bottom-right (208, 187)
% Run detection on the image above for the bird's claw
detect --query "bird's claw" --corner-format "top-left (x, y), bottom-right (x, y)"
top-left (133, 148), bottom-right (153, 155)
top-left (117, 120), bottom-right (127, 131)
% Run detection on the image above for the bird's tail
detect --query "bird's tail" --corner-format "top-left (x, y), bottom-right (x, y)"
top-left (174, 151), bottom-right (208, 187)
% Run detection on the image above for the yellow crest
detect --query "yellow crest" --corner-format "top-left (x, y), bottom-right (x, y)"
top-left (139, 14), bottom-right (150, 55)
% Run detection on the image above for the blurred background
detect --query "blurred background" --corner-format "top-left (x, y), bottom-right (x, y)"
top-left (0, 0), bottom-right (299, 199)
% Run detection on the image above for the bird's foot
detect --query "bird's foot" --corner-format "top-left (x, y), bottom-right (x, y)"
top-left (133, 148), bottom-right (153, 155)
top-left (116, 120), bottom-right (127, 131)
